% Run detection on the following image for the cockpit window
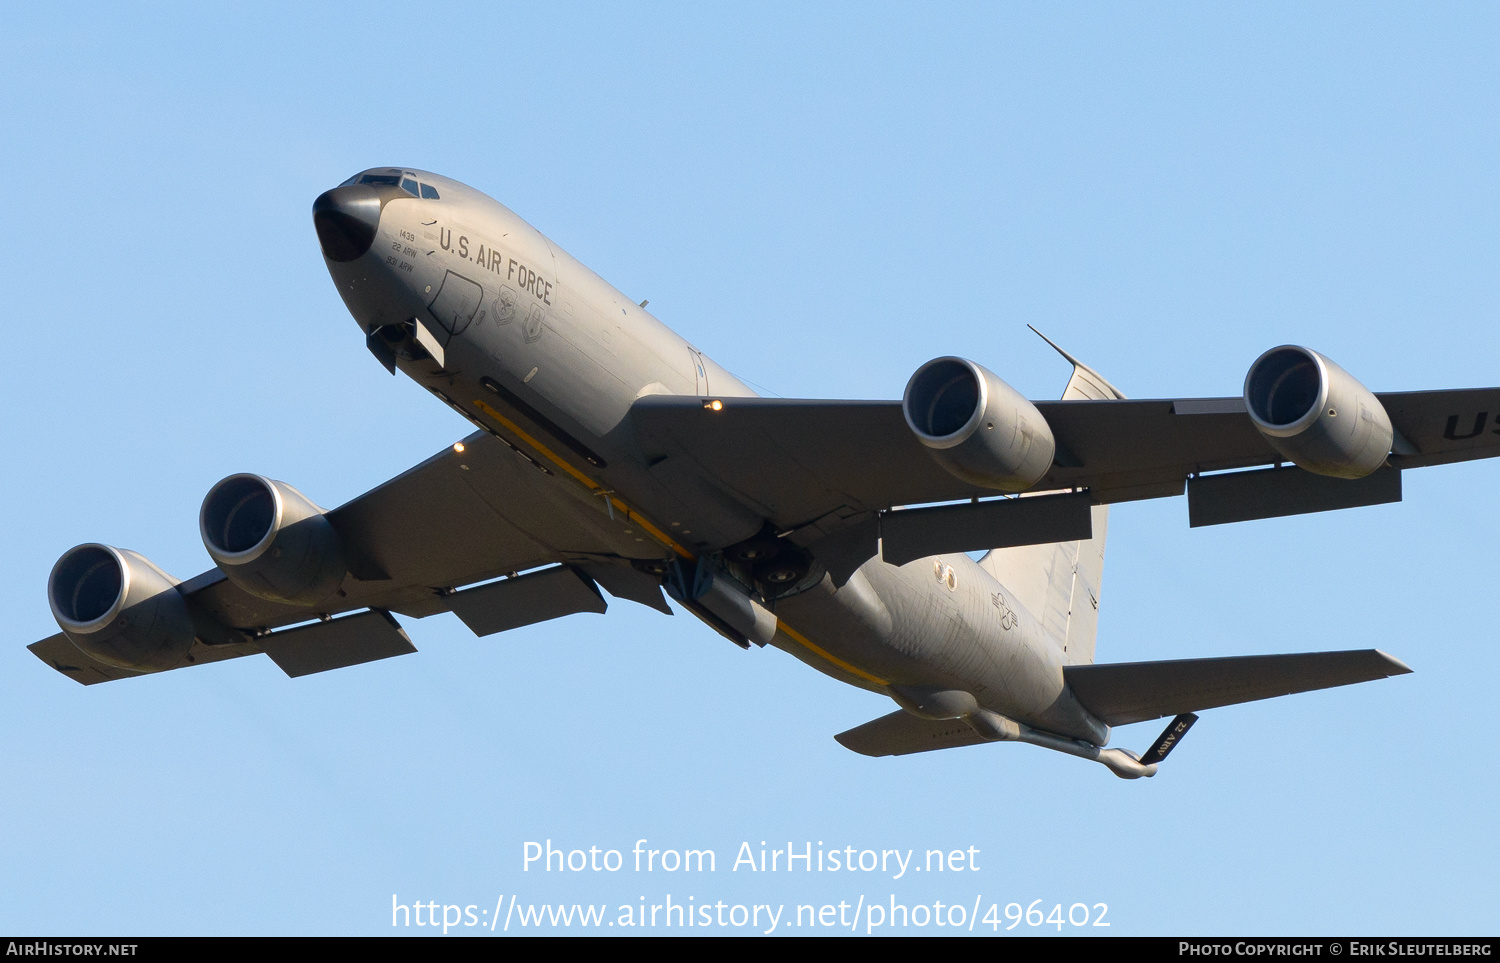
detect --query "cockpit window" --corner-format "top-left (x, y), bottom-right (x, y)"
top-left (337, 171), bottom-right (439, 199)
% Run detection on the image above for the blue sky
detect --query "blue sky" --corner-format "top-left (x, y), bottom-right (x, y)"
top-left (2, 3), bottom-right (1497, 935)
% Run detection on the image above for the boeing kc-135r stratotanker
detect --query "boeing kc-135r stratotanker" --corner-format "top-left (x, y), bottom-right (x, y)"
top-left (33, 168), bottom-right (1500, 777)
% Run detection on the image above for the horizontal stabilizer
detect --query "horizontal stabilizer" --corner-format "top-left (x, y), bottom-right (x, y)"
top-left (835, 709), bottom-right (989, 757)
top-left (260, 609), bottom-right (415, 678)
top-left (1065, 649), bottom-right (1411, 727)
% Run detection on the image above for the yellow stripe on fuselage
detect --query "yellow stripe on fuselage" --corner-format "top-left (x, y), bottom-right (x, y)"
top-left (470, 396), bottom-right (889, 688)
top-left (471, 397), bottom-right (692, 559)
top-left (775, 621), bottom-right (890, 686)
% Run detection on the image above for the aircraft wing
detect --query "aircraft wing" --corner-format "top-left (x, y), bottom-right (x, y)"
top-left (31, 430), bottom-right (664, 684)
top-left (627, 387), bottom-right (1500, 537)
top-left (29, 630), bottom-right (262, 686)
top-left (1373, 388), bottom-right (1500, 468)
top-left (187, 430), bottom-right (566, 631)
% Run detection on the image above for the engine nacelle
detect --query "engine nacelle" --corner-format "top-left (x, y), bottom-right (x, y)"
top-left (200, 474), bottom-right (347, 606)
top-left (1244, 346), bottom-right (1393, 479)
top-left (48, 544), bottom-right (196, 671)
top-left (903, 357), bottom-right (1056, 491)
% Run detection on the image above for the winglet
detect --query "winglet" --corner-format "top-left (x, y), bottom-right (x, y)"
top-left (1027, 325), bottom-right (1128, 401)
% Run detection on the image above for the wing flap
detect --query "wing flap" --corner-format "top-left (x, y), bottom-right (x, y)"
top-left (880, 491), bottom-right (1094, 566)
top-left (259, 609), bottom-right (416, 678)
top-left (575, 560), bottom-right (674, 615)
top-left (1064, 649), bottom-right (1412, 727)
top-left (1187, 465), bottom-right (1402, 527)
top-left (448, 565), bottom-right (607, 637)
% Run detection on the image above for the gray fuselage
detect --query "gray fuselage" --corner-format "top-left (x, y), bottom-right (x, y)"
top-left (317, 168), bottom-right (1108, 747)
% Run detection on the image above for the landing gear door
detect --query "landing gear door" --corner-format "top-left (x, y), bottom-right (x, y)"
top-left (427, 270), bottom-right (485, 342)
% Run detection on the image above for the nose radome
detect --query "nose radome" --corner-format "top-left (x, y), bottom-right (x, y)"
top-left (312, 185), bottom-right (382, 262)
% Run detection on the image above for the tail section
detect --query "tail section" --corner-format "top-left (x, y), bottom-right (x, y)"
top-left (834, 649), bottom-right (1410, 777)
top-left (978, 331), bottom-right (1124, 664)
top-left (839, 332), bottom-right (1412, 779)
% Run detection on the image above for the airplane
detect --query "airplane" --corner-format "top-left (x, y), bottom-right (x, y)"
top-left (31, 167), bottom-right (1500, 778)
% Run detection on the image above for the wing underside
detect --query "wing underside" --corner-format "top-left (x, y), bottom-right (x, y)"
top-left (36, 376), bottom-right (1495, 685)
top-left (30, 430), bottom-right (673, 685)
top-left (627, 388), bottom-right (1500, 532)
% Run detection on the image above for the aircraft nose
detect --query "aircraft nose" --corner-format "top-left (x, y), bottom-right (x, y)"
top-left (312, 185), bottom-right (382, 262)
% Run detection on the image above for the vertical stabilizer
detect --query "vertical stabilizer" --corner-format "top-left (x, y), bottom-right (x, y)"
top-left (979, 332), bottom-right (1124, 664)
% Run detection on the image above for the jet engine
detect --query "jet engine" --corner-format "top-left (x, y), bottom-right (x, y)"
top-left (48, 543), bottom-right (196, 671)
top-left (1243, 346), bottom-right (1394, 479)
top-left (902, 357), bottom-right (1056, 490)
top-left (200, 474), bottom-right (347, 606)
